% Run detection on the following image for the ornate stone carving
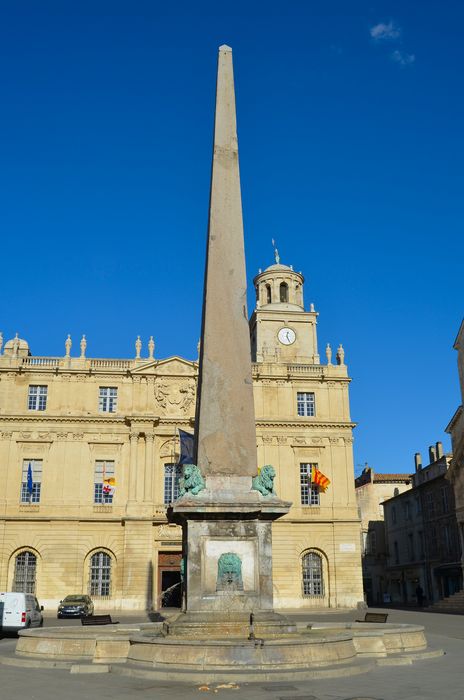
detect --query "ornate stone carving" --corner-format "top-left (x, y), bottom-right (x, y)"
top-left (56, 432), bottom-right (68, 440)
top-left (329, 437), bottom-right (340, 445)
top-left (148, 336), bottom-right (155, 359)
top-left (252, 465), bottom-right (276, 497)
top-left (156, 524), bottom-right (182, 540)
top-left (179, 464), bottom-right (205, 496)
top-left (262, 436), bottom-right (273, 444)
top-left (154, 379), bottom-right (195, 415)
top-left (276, 436), bottom-right (287, 444)
top-left (336, 343), bottom-right (345, 365)
top-left (135, 335), bottom-right (142, 359)
top-left (216, 553), bottom-right (244, 591)
top-left (1, 432), bottom-right (13, 439)
top-left (21, 432), bottom-right (32, 439)
top-left (72, 433), bottom-right (84, 440)
top-left (294, 437), bottom-right (306, 444)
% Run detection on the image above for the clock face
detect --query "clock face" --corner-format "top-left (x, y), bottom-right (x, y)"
top-left (278, 327), bottom-right (296, 345)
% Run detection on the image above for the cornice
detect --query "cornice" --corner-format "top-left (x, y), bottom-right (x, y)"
top-left (256, 419), bottom-right (356, 429)
top-left (0, 414), bottom-right (127, 425)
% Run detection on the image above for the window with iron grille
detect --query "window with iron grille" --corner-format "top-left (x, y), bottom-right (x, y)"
top-left (28, 385), bottom-right (47, 411)
top-left (13, 551), bottom-right (37, 593)
top-left (98, 387), bottom-right (117, 413)
top-left (302, 551), bottom-right (324, 596)
top-left (20, 459), bottom-right (42, 503)
top-left (164, 463), bottom-right (182, 504)
top-left (94, 460), bottom-right (115, 504)
top-left (89, 551), bottom-right (111, 596)
top-left (297, 392), bottom-right (315, 417)
top-left (300, 463), bottom-right (320, 505)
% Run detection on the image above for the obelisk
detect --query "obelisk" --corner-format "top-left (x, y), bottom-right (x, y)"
top-left (194, 44), bottom-right (257, 480)
top-left (171, 46), bottom-right (291, 629)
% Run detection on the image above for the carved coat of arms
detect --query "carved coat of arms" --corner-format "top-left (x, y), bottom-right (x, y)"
top-left (154, 379), bottom-right (195, 416)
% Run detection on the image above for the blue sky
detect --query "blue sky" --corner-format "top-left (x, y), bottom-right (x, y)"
top-left (0, 1), bottom-right (463, 475)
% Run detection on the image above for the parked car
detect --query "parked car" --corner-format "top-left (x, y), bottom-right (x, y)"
top-left (0, 592), bottom-right (44, 632)
top-left (57, 594), bottom-right (94, 618)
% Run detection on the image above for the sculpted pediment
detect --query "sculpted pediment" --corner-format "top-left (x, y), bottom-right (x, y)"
top-left (131, 356), bottom-right (197, 377)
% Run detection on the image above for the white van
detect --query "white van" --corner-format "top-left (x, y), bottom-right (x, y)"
top-left (0, 592), bottom-right (43, 632)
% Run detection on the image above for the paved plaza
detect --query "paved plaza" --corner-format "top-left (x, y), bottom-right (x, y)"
top-left (1, 607), bottom-right (463, 700)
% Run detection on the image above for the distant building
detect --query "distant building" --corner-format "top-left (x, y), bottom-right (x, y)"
top-left (355, 466), bottom-right (411, 605)
top-left (383, 444), bottom-right (461, 605)
top-left (446, 319), bottom-right (464, 583)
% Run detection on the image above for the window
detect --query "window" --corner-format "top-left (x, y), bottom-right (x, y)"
top-left (302, 552), bottom-right (324, 596)
top-left (391, 506), bottom-right (397, 524)
top-left (28, 385), bottom-right (47, 411)
top-left (20, 459), bottom-right (42, 503)
top-left (297, 392), bottom-right (315, 417)
top-left (394, 541), bottom-right (399, 564)
top-left (441, 487), bottom-right (449, 514)
top-left (164, 463), bottom-right (182, 504)
top-left (89, 551), bottom-right (111, 596)
top-left (418, 531), bottom-right (424, 558)
top-left (443, 524), bottom-right (451, 554)
top-left (430, 526), bottom-right (437, 555)
top-left (426, 493), bottom-right (434, 517)
top-left (99, 387), bottom-right (117, 413)
top-left (13, 551), bottom-right (37, 593)
top-left (94, 460), bottom-right (115, 504)
top-left (407, 533), bottom-right (414, 560)
top-left (403, 501), bottom-right (411, 520)
top-left (280, 282), bottom-right (289, 303)
top-left (265, 284), bottom-right (271, 304)
top-left (415, 497), bottom-right (421, 515)
top-left (300, 463), bottom-right (320, 505)
top-left (368, 530), bottom-right (377, 556)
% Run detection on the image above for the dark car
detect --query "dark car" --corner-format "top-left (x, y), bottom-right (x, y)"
top-left (57, 594), bottom-right (94, 618)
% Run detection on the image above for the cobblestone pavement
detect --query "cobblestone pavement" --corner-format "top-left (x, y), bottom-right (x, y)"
top-left (1, 608), bottom-right (463, 700)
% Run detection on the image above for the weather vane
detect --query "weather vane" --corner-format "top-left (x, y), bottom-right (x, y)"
top-left (271, 238), bottom-right (280, 265)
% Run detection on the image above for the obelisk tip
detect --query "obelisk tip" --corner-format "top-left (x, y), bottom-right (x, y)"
top-left (219, 44), bottom-right (232, 53)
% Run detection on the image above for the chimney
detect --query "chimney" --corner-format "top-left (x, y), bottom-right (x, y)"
top-left (429, 445), bottom-right (437, 463)
top-left (436, 441), bottom-right (444, 459)
top-left (414, 453), bottom-right (422, 472)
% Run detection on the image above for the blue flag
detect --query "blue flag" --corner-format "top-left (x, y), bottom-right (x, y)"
top-left (178, 429), bottom-right (194, 465)
top-left (27, 462), bottom-right (33, 494)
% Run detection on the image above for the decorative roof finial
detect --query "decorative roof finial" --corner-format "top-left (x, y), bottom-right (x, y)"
top-left (326, 343), bottom-right (332, 366)
top-left (65, 334), bottom-right (72, 358)
top-left (135, 335), bottom-right (142, 359)
top-left (80, 334), bottom-right (87, 359)
top-left (336, 343), bottom-right (345, 366)
top-left (148, 336), bottom-right (155, 360)
top-left (271, 238), bottom-right (280, 265)
top-left (0, 331), bottom-right (3, 355)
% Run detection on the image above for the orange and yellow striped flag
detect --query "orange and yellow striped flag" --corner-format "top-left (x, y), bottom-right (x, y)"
top-left (311, 466), bottom-right (330, 491)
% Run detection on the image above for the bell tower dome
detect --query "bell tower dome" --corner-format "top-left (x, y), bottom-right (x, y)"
top-left (250, 255), bottom-right (320, 365)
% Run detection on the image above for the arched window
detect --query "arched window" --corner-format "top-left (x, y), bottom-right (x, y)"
top-left (302, 551), bottom-right (324, 596)
top-left (265, 284), bottom-right (272, 304)
top-left (279, 282), bottom-right (288, 303)
top-left (90, 551), bottom-right (112, 596)
top-left (14, 551), bottom-right (37, 593)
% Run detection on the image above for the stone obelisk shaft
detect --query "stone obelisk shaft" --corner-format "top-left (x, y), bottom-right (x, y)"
top-left (194, 45), bottom-right (257, 478)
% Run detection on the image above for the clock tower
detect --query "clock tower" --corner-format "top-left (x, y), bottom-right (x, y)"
top-left (249, 258), bottom-right (320, 364)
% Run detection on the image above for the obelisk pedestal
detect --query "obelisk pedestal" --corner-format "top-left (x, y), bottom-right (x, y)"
top-left (169, 46), bottom-right (291, 637)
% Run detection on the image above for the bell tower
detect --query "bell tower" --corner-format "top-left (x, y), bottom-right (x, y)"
top-left (250, 257), bottom-right (320, 364)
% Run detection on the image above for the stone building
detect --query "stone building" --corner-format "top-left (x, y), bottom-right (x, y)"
top-left (383, 445), bottom-right (461, 605)
top-left (355, 466), bottom-right (411, 605)
top-left (447, 319), bottom-right (464, 582)
top-left (0, 265), bottom-right (363, 612)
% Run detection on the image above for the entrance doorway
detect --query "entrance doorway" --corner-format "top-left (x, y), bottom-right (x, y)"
top-left (158, 552), bottom-right (182, 608)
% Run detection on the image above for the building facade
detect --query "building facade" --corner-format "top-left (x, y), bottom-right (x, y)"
top-left (447, 319), bottom-right (464, 582)
top-left (0, 261), bottom-right (363, 611)
top-left (383, 445), bottom-right (462, 605)
top-left (355, 466), bottom-right (411, 605)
